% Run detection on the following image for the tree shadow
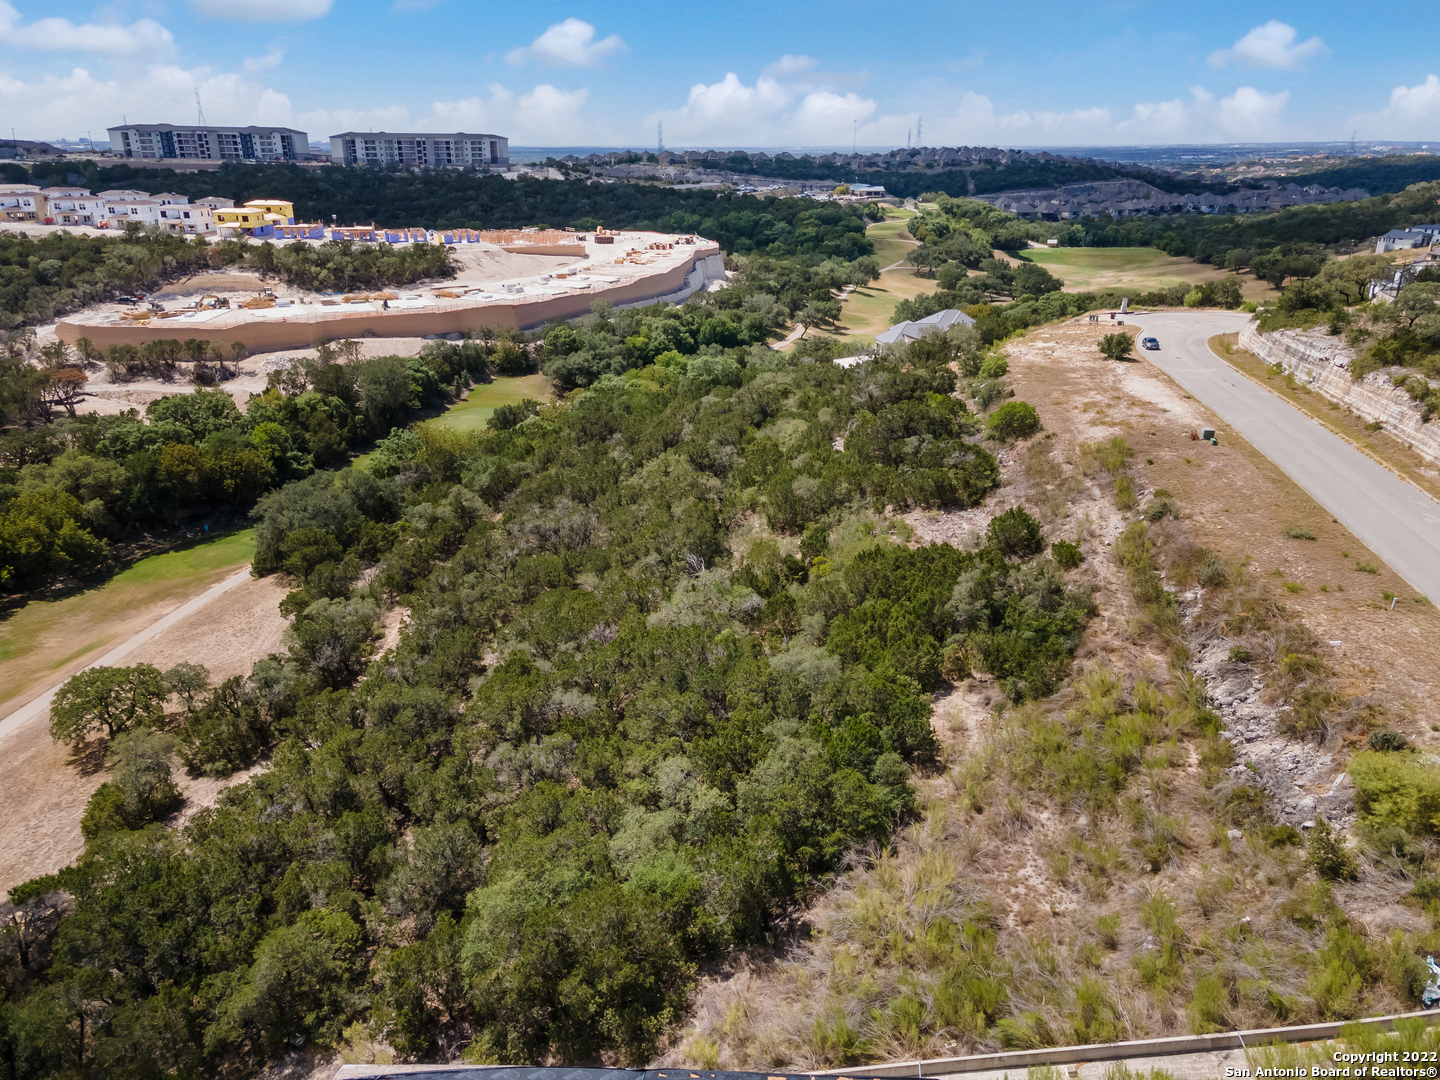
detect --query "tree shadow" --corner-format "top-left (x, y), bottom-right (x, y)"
top-left (64, 738), bottom-right (109, 778)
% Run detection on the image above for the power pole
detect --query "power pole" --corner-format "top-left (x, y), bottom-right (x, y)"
top-left (917, 115), bottom-right (923, 147)
top-left (195, 89), bottom-right (207, 127)
top-left (852, 119), bottom-right (857, 154)
top-left (657, 121), bottom-right (663, 154)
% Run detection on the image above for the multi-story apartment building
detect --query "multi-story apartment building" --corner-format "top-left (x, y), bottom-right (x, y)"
top-left (105, 124), bottom-right (310, 162)
top-left (41, 187), bottom-right (106, 226)
top-left (329, 131), bottom-right (508, 170)
top-left (0, 184), bottom-right (46, 221)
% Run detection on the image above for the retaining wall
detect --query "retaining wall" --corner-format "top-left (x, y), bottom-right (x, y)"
top-left (56, 246), bottom-right (716, 354)
top-left (1238, 323), bottom-right (1440, 465)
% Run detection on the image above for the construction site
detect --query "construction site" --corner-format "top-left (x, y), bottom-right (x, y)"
top-left (55, 230), bottom-right (726, 354)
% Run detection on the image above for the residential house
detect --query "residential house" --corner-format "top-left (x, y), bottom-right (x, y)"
top-left (0, 184), bottom-right (45, 221)
top-left (40, 188), bottom-right (105, 225)
top-left (874, 309), bottom-right (975, 347)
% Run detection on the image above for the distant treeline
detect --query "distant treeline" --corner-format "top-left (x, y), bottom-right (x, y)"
top-left (1038, 180), bottom-right (1440, 264)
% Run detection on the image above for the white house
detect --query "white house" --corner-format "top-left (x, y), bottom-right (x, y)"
top-left (101, 197), bottom-right (164, 229)
top-left (1376, 227), bottom-right (1439, 254)
top-left (157, 201), bottom-right (216, 234)
top-left (41, 187), bottom-right (106, 226)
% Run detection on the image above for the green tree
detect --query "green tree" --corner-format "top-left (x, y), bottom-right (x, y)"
top-left (0, 488), bottom-right (108, 591)
top-left (986, 400), bottom-right (1041, 442)
top-left (49, 664), bottom-right (167, 748)
top-left (1098, 332), bottom-right (1135, 361)
top-left (163, 662), bottom-right (211, 712)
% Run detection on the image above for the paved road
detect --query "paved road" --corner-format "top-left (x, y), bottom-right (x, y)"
top-left (0, 566), bottom-right (254, 745)
top-left (1131, 310), bottom-right (1440, 601)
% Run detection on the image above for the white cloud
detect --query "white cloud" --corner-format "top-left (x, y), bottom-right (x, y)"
top-left (301, 82), bottom-right (592, 143)
top-left (297, 104), bottom-right (413, 134)
top-left (505, 18), bottom-right (624, 68)
top-left (1346, 74), bottom-right (1440, 139)
top-left (1, 64), bottom-right (297, 141)
top-left (243, 49), bottom-right (284, 72)
top-left (763, 54), bottom-right (818, 78)
top-left (0, 1), bottom-right (173, 56)
top-left (189, 0), bottom-right (332, 21)
top-left (1207, 21), bottom-right (1326, 70)
top-left (648, 67), bottom-right (877, 145)
top-left (429, 83), bottom-right (590, 141)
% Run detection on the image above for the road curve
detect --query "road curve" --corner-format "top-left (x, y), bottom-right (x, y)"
top-left (1130, 310), bottom-right (1440, 602)
top-left (0, 566), bottom-right (254, 746)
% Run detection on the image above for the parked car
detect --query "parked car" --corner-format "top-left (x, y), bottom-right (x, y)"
top-left (1140, 336), bottom-right (1160, 350)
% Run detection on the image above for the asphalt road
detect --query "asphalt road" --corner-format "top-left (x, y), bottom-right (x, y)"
top-left (1130, 310), bottom-right (1440, 602)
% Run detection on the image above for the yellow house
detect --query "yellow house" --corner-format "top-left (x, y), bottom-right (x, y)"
top-left (214, 206), bottom-right (275, 237)
top-left (243, 199), bottom-right (295, 224)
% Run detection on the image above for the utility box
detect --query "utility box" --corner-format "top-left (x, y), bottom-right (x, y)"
top-left (1201, 428), bottom-right (1216, 441)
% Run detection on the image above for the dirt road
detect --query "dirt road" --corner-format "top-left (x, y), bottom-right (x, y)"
top-left (1133, 310), bottom-right (1440, 602)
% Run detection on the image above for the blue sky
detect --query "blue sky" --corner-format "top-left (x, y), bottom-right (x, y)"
top-left (3, 0), bottom-right (1439, 149)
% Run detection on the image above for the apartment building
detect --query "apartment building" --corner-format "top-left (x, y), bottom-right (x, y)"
top-left (329, 131), bottom-right (508, 170)
top-left (106, 123), bottom-right (310, 162)
top-left (0, 184), bottom-right (46, 221)
top-left (42, 187), bottom-right (107, 226)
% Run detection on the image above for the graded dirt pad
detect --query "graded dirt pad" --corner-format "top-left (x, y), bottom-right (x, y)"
top-left (0, 573), bottom-right (289, 897)
top-left (1001, 321), bottom-right (1440, 740)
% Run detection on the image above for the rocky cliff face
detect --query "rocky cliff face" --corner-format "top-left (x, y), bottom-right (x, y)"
top-left (1238, 323), bottom-right (1440, 465)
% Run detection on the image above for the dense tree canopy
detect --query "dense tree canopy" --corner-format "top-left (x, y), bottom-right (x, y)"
top-left (0, 332), bottom-right (1090, 1075)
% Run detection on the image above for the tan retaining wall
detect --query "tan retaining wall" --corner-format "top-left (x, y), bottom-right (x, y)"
top-left (1238, 322), bottom-right (1440, 466)
top-left (499, 243), bottom-right (586, 257)
top-left (56, 250), bottom-right (705, 354)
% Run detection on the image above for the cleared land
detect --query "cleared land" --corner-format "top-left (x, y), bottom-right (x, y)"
top-left (0, 528), bottom-right (256, 719)
top-left (424, 374), bottom-right (554, 435)
top-left (1020, 246), bottom-right (1272, 300)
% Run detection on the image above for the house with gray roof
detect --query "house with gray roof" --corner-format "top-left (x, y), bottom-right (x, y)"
top-left (874, 308), bottom-right (975, 347)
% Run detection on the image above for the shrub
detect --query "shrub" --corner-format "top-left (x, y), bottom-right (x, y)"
top-left (987, 507), bottom-right (1044, 559)
top-left (1305, 820), bottom-right (1358, 880)
top-left (1196, 556), bottom-right (1229, 587)
top-left (1098, 333), bottom-right (1135, 361)
top-left (1350, 751), bottom-right (1440, 835)
top-left (490, 399), bottom-right (540, 431)
top-left (1368, 729), bottom-right (1410, 752)
top-left (1115, 475), bottom-right (1138, 511)
top-left (978, 354), bottom-right (1008, 379)
top-left (1285, 524), bottom-right (1317, 540)
top-left (1051, 539), bottom-right (1083, 570)
top-left (986, 401), bottom-right (1041, 442)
